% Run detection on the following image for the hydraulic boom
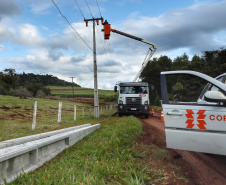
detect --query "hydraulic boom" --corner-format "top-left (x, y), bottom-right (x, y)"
top-left (102, 20), bottom-right (157, 81)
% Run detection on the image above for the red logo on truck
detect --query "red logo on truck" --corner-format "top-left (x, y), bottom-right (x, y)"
top-left (185, 110), bottom-right (207, 129)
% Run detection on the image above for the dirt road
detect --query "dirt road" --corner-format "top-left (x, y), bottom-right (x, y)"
top-left (142, 110), bottom-right (226, 184)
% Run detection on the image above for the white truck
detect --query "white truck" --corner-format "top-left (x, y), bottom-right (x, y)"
top-left (161, 70), bottom-right (226, 155)
top-left (102, 20), bottom-right (157, 118)
top-left (114, 82), bottom-right (150, 118)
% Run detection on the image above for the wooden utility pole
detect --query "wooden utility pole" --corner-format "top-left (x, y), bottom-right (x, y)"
top-left (84, 17), bottom-right (103, 118)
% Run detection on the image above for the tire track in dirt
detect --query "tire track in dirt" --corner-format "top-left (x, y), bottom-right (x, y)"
top-left (143, 111), bottom-right (226, 185)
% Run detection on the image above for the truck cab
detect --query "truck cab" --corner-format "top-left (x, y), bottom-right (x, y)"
top-left (161, 71), bottom-right (226, 155)
top-left (115, 82), bottom-right (150, 118)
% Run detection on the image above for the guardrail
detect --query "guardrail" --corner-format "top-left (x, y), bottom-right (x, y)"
top-left (0, 124), bottom-right (101, 184)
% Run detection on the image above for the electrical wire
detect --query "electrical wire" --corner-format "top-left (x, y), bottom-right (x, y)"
top-left (51, 0), bottom-right (93, 51)
top-left (81, 0), bottom-right (116, 72)
top-left (95, 0), bottom-right (102, 17)
top-left (74, 0), bottom-right (85, 19)
top-left (84, 0), bottom-right (94, 18)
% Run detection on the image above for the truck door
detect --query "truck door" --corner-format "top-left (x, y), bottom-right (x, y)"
top-left (161, 71), bottom-right (226, 155)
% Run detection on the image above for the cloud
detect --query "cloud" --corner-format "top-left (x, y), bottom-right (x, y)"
top-left (12, 24), bottom-right (45, 46)
top-left (48, 49), bottom-right (63, 61)
top-left (0, 24), bottom-right (13, 43)
top-left (0, 45), bottom-right (5, 51)
top-left (2, 0), bottom-right (226, 89)
top-left (109, 1), bottom-right (226, 56)
top-left (21, 0), bottom-right (52, 14)
top-left (0, 0), bottom-right (22, 20)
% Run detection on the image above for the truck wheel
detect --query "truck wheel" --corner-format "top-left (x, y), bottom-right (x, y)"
top-left (119, 113), bottom-right (123, 117)
top-left (145, 114), bottom-right (149, 118)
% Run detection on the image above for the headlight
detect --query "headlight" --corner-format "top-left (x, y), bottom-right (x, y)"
top-left (119, 100), bottom-right (123, 104)
top-left (144, 100), bottom-right (148, 105)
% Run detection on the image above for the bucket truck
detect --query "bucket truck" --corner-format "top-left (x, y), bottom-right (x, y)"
top-left (102, 20), bottom-right (157, 117)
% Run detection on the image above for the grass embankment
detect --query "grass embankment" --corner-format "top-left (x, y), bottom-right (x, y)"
top-left (1, 95), bottom-right (168, 184)
top-left (9, 116), bottom-right (166, 184)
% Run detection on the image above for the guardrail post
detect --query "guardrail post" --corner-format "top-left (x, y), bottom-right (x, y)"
top-left (58, 102), bottom-right (62, 123)
top-left (32, 101), bottom-right (37, 131)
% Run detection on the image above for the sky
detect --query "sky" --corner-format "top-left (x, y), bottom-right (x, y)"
top-left (0, 0), bottom-right (226, 89)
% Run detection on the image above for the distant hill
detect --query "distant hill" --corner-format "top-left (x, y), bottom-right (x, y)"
top-left (18, 73), bottom-right (80, 87)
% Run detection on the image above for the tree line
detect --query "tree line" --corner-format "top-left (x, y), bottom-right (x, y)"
top-left (140, 48), bottom-right (226, 105)
top-left (0, 69), bottom-right (80, 98)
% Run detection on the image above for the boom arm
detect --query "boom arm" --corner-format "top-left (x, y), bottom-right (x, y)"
top-left (102, 21), bottom-right (157, 82)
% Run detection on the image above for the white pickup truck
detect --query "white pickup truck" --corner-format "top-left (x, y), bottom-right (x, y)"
top-left (161, 71), bottom-right (226, 155)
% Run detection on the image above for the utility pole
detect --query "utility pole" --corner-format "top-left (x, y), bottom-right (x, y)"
top-left (70, 77), bottom-right (75, 101)
top-left (84, 17), bottom-right (103, 118)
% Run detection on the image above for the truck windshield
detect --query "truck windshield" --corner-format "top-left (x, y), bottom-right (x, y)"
top-left (120, 86), bottom-right (148, 94)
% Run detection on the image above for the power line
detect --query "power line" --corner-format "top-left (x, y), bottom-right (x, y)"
top-left (74, 0), bottom-right (85, 19)
top-left (95, 0), bottom-right (102, 17)
top-left (72, 0), bottom-right (111, 74)
top-left (51, 0), bottom-right (93, 51)
top-left (74, 0), bottom-right (117, 74)
top-left (76, 0), bottom-right (116, 72)
top-left (84, 0), bottom-right (94, 18)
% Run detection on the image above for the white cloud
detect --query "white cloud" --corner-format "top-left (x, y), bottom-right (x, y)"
top-left (13, 24), bottom-right (45, 46)
top-left (1, 0), bottom-right (226, 89)
top-left (0, 45), bottom-right (5, 51)
top-left (21, 0), bottom-right (53, 14)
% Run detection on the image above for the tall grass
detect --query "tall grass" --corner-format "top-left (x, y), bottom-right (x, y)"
top-left (7, 116), bottom-right (166, 184)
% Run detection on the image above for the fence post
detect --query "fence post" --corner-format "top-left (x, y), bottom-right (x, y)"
top-left (74, 105), bottom-right (76, 120)
top-left (83, 107), bottom-right (84, 118)
top-left (58, 102), bottom-right (62, 123)
top-left (32, 101), bottom-right (37, 131)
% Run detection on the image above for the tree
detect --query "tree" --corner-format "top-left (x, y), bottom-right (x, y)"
top-left (141, 56), bottom-right (172, 105)
top-left (0, 68), bottom-right (19, 94)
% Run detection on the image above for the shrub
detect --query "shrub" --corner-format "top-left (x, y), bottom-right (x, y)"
top-left (0, 86), bottom-right (8, 95)
top-left (12, 87), bottom-right (33, 97)
top-left (36, 90), bottom-right (46, 98)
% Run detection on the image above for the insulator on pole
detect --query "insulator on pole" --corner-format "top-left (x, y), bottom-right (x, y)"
top-left (86, 20), bottom-right (88, 27)
top-left (96, 20), bottom-right (99, 25)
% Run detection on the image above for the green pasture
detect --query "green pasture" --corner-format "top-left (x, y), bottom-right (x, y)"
top-left (48, 86), bottom-right (116, 98)
top-left (0, 95), bottom-right (115, 141)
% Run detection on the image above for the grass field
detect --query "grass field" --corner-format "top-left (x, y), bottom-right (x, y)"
top-left (8, 116), bottom-right (167, 184)
top-left (48, 86), bottom-right (116, 99)
top-left (0, 95), bottom-right (115, 141)
top-left (0, 95), bottom-right (168, 184)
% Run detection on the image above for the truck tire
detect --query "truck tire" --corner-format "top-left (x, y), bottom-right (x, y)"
top-left (145, 114), bottom-right (149, 118)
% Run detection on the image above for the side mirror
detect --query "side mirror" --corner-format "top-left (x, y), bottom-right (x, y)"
top-left (114, 85), bottom-right (117, 93)
top-left (204, 91), bottom-right (226, 103)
